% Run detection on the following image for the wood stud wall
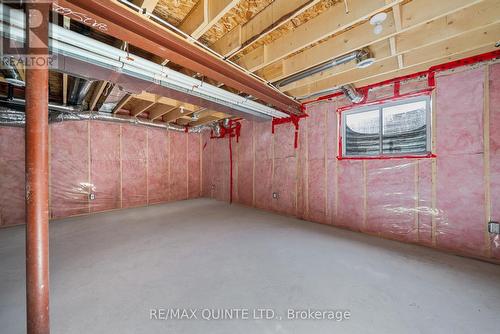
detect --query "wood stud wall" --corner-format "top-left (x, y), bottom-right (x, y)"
top-left (45, 122), bottom-right (202, 220)
top-left (202, 62), bottom-right (500, 263)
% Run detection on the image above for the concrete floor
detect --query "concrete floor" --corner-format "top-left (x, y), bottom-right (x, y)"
top-left (1, 199), bottom-right (499, 333)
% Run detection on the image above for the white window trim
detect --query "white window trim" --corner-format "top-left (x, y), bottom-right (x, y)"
top-left (341, 95), bottom-right (432, 158)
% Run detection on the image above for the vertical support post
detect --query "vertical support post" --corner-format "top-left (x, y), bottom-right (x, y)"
top-left (25, 2), bottom-right (50, 334)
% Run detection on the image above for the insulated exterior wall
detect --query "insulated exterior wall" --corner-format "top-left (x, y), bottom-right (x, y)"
top-left (121, 125), bottom-right (148, 208)
top-left (148, 128), bottom-right (169, 204)
top-left (489, 63), bottom-right (500, 259)
top-left (169, 131), bottom-right (188, 202)
top-left (202, 63), bottom-right (500, 262)
top-left (50, 122), bottom-right (89, 218)
top-left (90, 121), bottom-right (121, 212)
top-left (0, 127), bottom-right (25, 227)
top-left (0, 121), bottom-right (201, 227)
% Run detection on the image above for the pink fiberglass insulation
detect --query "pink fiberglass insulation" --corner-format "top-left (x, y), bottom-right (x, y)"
top-left (326, 103), bottom-right (337, 160)
top-left (296, 119), bottom-right (308, 220)
top-left (201, 132), bottom-right (213, 198)
top-left (201, 63), bottom-right (500, 262)
top-left (417, 159), bottom-right (433, 246)
top-left (90, 121), bottom-right (121, 212)
top-left (148, 128), bottom-right (169, 204)
top-left (436, 68), bottom-right (484, 156)
top-left (367, 84), bottom-right (395, 102)
top-left (254, 159), bottom-right (272, 210)
top-left (307, 103), bottom-right (326, 160)
top-left (336, 160), bottom-right (365, 231)
top-left (435, 69), bottom-right (486, 257)
top-left (236, 120), bottom-right (254, 206)
top-left (0, 127), bottom-right (25, 227)
top-left (436, 154), bottom-right (486, 256)
top-left (307, 159), bottom-right (326, 224)
top-left (237, 120), bottom-right (254, 161)
top-left (254, 121), bottom-right (272, 161)
top-left (50, 121), bottom-right (89, 218)
top-left (121, 124), bottom-right (148, 208)
top-left (365, 160), bottom-right (417, 242)
top-left (272, 122), bottom-right (297, 215)
top-left (490, 63), bottom-right (500, 259)
top-left (326, 159), bottom-right (337, 224)
top-left (254, 122), bottom-right (273, 210)
top-left (274, 121), bottom-right (295, 159)
top-left (306, 103), bottom-right (327, 224)
top-left (0, 121), bottom-right (201, 227)
top-left (169, 131), bottom-right (188, 202)
top-left (188, 133), bottom-right (201, 199)
top-left (272, 157), bottom-right (297, 216)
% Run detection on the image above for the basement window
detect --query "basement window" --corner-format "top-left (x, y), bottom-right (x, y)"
top-left (341, 96), bottom-right (431, 158)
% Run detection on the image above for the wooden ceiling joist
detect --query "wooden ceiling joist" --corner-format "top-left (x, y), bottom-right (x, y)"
top-left (386, 0), bottom-right (403, 69)
top-left (179, 0), bottom-right (239, 39)
top-left (289, 22), bottom-right (500, 98)
top-left (131, 100), bottom-right (156, 116)
top-left (112, 94), bottom-right (132, 113)
top-left (282, 0), bottom-right (500, 95)
top-left (88, 81), bottom-right (108, 111)
top-left (211, 0), bottom-right (320, 57)
top-left (149, 105), bottom-right (178, 120)
top-left (133, 91), bottom-right (198, 112)
top-left (235, 0), bottom-right (402, 72)
top-left (355, 44), bottom-right (497, 88)
top-left (259, 0), bottom-right (490, 86)
top-left (189, 111), bottom-right (228, 126)
top-left (162, 106), bottom-right (197, 123)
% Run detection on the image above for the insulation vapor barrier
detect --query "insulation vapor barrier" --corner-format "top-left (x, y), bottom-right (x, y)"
top-left (0, 120), bottom-right (202, 225)
top-left (0, 105), bottom-right (211, 133)
top-left (203, 63), bottom-right (500, 262)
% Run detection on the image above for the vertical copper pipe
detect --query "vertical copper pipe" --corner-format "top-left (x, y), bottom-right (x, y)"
top-left (25, 2), bottom-right (50, 333)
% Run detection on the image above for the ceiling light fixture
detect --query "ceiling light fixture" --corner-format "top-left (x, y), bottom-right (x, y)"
top-left (355, 48), bottom-right (376, 69)
top-left (369, 12), bottom-right (387, 35)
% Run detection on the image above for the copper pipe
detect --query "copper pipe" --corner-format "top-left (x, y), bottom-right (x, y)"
top-left (25, 2), bottom-right (50, 333)
top-left (54, 0), bottom-right (302, 115)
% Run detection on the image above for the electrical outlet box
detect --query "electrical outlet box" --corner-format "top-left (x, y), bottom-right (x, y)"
top-left (272, 192), bottom-right (279, 199)
top-left (488, 221), bottom-right (500, 234)
top-left (89, 193), bottom-right (96, 201)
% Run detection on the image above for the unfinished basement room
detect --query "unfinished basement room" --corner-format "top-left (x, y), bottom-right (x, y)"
top-left (1, 0), bottom-right (500, 333)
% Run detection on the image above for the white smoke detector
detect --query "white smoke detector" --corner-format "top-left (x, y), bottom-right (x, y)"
top-left (179, 106), bottom-right (185, 114)
top-left (370, 12), bottom-right (387, 35)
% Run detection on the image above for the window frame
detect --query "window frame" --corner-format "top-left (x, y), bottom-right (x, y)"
top-left (340, 95), bottom-right (432, 159)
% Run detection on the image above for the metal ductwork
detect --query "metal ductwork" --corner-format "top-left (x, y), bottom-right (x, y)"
top-left (296, 84), bottom-right (364, 104)
top-left (0, 56), bottom-right (24, 87)
top-left (98, 84), bottom-right (129, 113)
top-left (273, 48), bottom-right (375, 89)
top-left (0, 99), bottom-right (210, 132)
top-left (212, 122), bottom-right (222, 137)
top-left (0, 4), bottom-right (289, 121)
top-left (341, 84), bottom-right (364, 104)
top-left (67, 76), bottom-right (93, 106)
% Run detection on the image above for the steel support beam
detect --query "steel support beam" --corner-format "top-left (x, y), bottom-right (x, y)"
top-left (52, 0), bottom-right (302, 115)
top-left (25, 2), bottom-right (50, 333)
